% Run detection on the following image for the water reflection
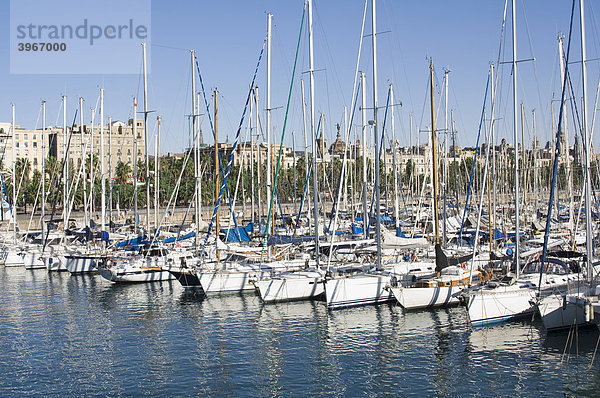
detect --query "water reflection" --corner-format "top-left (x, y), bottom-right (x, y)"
top-left (1, 269), bottom-right (600, 396)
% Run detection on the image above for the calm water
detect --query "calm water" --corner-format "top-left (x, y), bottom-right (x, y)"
top-left (1, 267), bottom-right (600, 397)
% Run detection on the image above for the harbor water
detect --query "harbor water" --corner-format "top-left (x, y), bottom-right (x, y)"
top-left (1, 267), bottom-right (600, 396)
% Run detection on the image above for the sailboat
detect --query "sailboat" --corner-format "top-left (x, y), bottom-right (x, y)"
top-left (536, 0), bottom-right (600, 332)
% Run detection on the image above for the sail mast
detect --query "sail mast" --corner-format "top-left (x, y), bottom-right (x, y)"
top-left (41, 100), bottom-right (46, 240)
top-left (155, 116), bottom-right (161, 229)
top-left (391, 84), bottom-right (399, 234)
top-left (214, 89), bottom-right (220, 262)
top-left (361, 71), bottom-right (368, 239)
top-left (100, 88), bottom-right (106, 233)
top-left (308, 0), bottom-right (320, 269)
top-left (62, 95), bottom-right (68, 231)
top-left (371, 0), bottom-right (382, 270)
top-left (266, 13), bottom-right (273, 239)
top-left (80, 97), bottom-right (87, 227)
top-left (142, 42), bottom-right (151, 235)
top-left (430, 60), bottom-right (440, 245)
top-left (133, 97), bottom-right (138, 235)
top-left (580, 0), bottom-right (593, 282)
top-left (511, 0), bottom-right (520, 278)
top-left (11, 104), bottom-right (16, 243)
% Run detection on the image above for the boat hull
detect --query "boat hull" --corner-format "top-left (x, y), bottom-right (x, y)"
top-left (170, 269), bottom-right (202, 288)
top-left (254, 271), bottom-right (325, 303)
top-left (99, 267), bottom-right (175, 283)
top-left (4, 251), bottom-right (24, 267)
top-left (325, 274), bottom-right (394, 309)
top-left (23, 253), bottom-right (46, 269)
top-left (391, 285), bottom-right (462, 310)
top-left (538, 293), bottom-right (599, 331)
top-left (65, 256), bottom-right (100, 274)
top-left (199, 270), bottom-right (258, 294)
top-left (467, 288), bottom-right (536, 327)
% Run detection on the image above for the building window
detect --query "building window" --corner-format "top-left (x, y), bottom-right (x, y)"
top-left (24, 142), bottom-right (28, 148)
top-left (15, 142), bottom-right (18, 148)
top-left (24, 134), bottom-right (28, 139)
top-left (33, 142), bottom-right (37, 148)
top-left (33, 135), bottom-right (36, 140)
top-left (33, 158), bottom-right (37, 165)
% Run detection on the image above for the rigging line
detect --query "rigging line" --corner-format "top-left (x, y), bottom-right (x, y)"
top-left (293, 115), bottom-right (322, 237)
top-left (520, 0), bottom-right (547, 136)
top-left (327, 81), bottom-right (361, 234)
top-left (366, 86), bottom-right (391, 235)
top-left (192, 60), bottom-right (241, 233)
top-left (151, 43), bottom-right (189, 52)
top-left (201, 37), bottom-right (267, 258)
top-left (539, 0), bottom-right (576, 294)
top-left (263, 4), bottom-right (306, 249)
top-left (457, 72), bottom-right (490, 246)
top-left (382, 0), bottom-right (415, 114)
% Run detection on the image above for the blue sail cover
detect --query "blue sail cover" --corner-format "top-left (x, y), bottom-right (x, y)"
top-left (222, 222), bottom-right (254, 243)
top-left (114, 235), bottom-right (146, 248)
top-left (162, 231), bottom-right (196, 244)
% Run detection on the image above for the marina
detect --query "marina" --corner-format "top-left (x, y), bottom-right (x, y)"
top-left (3, 0), bottom-right (600, 395)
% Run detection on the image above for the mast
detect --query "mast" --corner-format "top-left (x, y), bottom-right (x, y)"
top-left (214, 89), bottom-right (220, 263)
top-left (410, 113), bottom-right (414, 203)
top-left (190, 50), bottom-right (199, 247)
top-left (442, 70), bottom-right (449, 247)
top-left (491, 64), bottom-right (497, 240)
top-left (100, 88), bottom-right (106, 233)
top-left (11, 104), bottom-right (16, 243)
top-left (142, 42), bottom-right (150, 235)
top-left (301, 79), bottom-right (310, 229)
top-left (511, 0), bottom-right (520, 277)
top-left (266, 13), bottom-right (273, 239)
top-left (90, 107), bottom-right (94, 221)
top-left (250, 86), bottom-right (255, 226)
top-left (62, 95), bottom-right (68, 230)
top-left (361, 71), bottom-right (368, 239)
top-left (133, 97), bottom-right (139, 234)
top-left (520, 102), bottom-right (526, 210)
top-left (343, 107), bottom-right (348, 211)
top-left (255, 88), bottom-right (262, 221)
top-left (41, 100), bottom-right (46, 240)
top-left (108, 117), bottom-right (112, 228)
top-left (430, 59), bottom-right (440, 245)
top-left (390, 84), bottom-right (399, 233)
top-left (580, 0), bottom-right (593, 281)
top-left (292, 130), bottom-right (297, 215)
top-left (155, 116), bottom-right (161, 229)
top-left (80, 97), bottom-right (87, 227)
top-left (489, 63), bottom-right (496, 253)
top-left (558, 36), bottom-right (573, 237)
top-left (372, 0), bottom-right (382, 271)
top-left (308, 0), bottom-right (319, 268)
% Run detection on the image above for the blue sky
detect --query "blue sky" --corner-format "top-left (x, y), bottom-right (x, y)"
top-left (1, 0), bottom-right (599, 155)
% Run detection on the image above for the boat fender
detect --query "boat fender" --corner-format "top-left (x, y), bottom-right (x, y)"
top-left (585, 302), bottom-right (592, 323)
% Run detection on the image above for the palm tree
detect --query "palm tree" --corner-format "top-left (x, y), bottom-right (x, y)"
top-left (115, 161), bottom-right (132, 184)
